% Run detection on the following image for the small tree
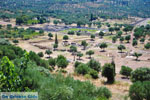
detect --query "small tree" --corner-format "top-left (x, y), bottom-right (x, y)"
top-left (87, 59), bottom-right (101, 72)
top-left (102, 63), bottom-right (115, 83)
top-left (70, 46), bottom-right (77, 61)
top-left (55, 33), bottom-right (58, 44)
top-left (109, 27), bottom-right (114, 35)
top-left (81, 40), bottom-right (88, 50)
top-left (39, 29), bottom-right (44, 34)
top-left (45, 49), bottom-right (52, 58)
top-left (120, 36), bottom-right (124, 43)
top-left (56, 55), bottom-right (68, 68)
top-left (63, 35), bottom-right (69, 42)
top-left (99, 42), bottom-right (108, 52)
top-left (140, 38), bottom-right (145, 44)
top-left (99, 31), bottom-right (104, 38)
top-left (118, 45), bottom-right (126, 53)
top-left (53, 20), bottom-right (59, 26)
top-left (68, 31), bottom-right (75, 35)
top-left (53, 44), bottom-right (58, 51)
top-left (77, 52), bottom-right (83, 60)
top-left (133, 52), bottom-right (142, 61)
top-left (125, 35), bottom-right (131, 43)
top-left (116, 31), bottom-right (122, 38)
top-left (13, 40), bottom-right (19, 45)
top-left (91, 34), bottom-right (95, 41)
top-left (48, 33), bottom-right (53, 40)
top-left (37, 52), bottom-right (44, 57)
top-left (112, 36), bottom-right (117, 43)
top-left (132, 39), bottom-right (138, 47)
top-left (86, 50), bottom-right (94, 59)
top-left (123, 27), bottom-right (129, 34)
top-left (120, 66), bottom-right (133, 78)
top-left (144, 43), bottom-right (150, 49)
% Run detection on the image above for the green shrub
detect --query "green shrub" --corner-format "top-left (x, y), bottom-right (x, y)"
top-left (131, 67), bottom-right (150, 82)
top-left (38, 52), bottom-right (44, 57)
top-left (75, 64), bottom-right (89, 75)
top-left (0, 39), bottom-right (10, 45)
top-left (120, 66), bottom-right (132, 78)
top-left (87, 59), bottom-right (101, 72)
top-left (89, 69), bottom-right (99, 79)
top-left (144, 43), bottom-right (150, 49)
top-left (129, 81), bottom-right (150, 100)
top-left (96, 87), bottom-right (112, 99)
top-left (68, 31), bottom-right (74, 35)
top-left (48, 58), bottom-right (56, 68)
top-left (56, 55), bottom-right (68, 68)
top-left (13, 40), bottom-right (19, 44)
top-left (74, 61), bottom-right (82, 68)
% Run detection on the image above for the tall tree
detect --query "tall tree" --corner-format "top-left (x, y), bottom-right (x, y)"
top-left (55, 33), bottom-right (58, 44)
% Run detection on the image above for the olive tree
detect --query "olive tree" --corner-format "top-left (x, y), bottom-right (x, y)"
top-left (102, 63), bottom-right (115, 83)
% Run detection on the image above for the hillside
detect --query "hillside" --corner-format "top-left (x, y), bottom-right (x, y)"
top-left (0, 0), bottom-right (150, 24)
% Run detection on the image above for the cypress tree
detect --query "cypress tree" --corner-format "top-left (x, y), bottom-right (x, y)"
top-left (55, 33), bottom-right (58, 44)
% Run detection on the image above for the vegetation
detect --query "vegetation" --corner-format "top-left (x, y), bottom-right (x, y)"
top-left (102, 63), bottom-right (115, 83)
top-left (56, 55), bottom-right (69, 68)
top-left (120, 66), bottom-right (133, 78)
top-left (118, 45), bottom-right (126, 53)
top-left (99, 43), bottom-right (108, 52)
top-left (0, 25), bottom-right (43, 39)
top-left (133, 52), bottom-right (142, 61)
top-left (48, 33), bottom-right (53, 40)
top-left (131, 67), bottom-right (150, 82)
top-left (86, 50), bottom-right (94, 59)
top-left (81, 40), bottom-right (88, 50)
top-left (129, 81), bottom-right (150, 100)
top-left (87, 59), bottom-right (101, 72)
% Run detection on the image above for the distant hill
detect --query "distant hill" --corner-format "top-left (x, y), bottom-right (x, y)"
top-left (0, 0), bottom-right (150, 24)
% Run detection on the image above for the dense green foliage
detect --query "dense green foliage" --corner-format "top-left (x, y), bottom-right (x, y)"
top-left (120, 66), bottom-right (132, 78)
top-left (0, 41), bottom-right (112, 100)
top-left (102, 63), bottom-right (115, 83)
top-left (1, 0), bottom-right (150, 25)
top-left (131, 67), bottom-right (150, 82)
top-left (87, 59), bottom-right (101, 72)
top-left (129, 81), bottom-right (150, 100)
top-left (0, 25), bottom-right (43, 39)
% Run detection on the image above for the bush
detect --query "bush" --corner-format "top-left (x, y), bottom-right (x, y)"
top-left (88, 69), bottom-right (99, 79)
top-left (120, 66), bottom-right (132, 78)
top-left (144, 43), bottom-right (150, 49)
top-left (131, 67), bottom-right (150, 82)
top-left (48, 58), bottom-right (56, 68)
top-left (87, 59), bottom-right (101, 72)
top-left (96, 87), bottom-right (112, 99)
top-left (13, 40), bottom-right (19, 44)
top-left (102, 63), bottom-right (115, 83)
top-left (0, 39), bottom-right (10, 45)
top-left (129, 81), bottom-right (150, 100)
top-left (74, 61), bottom-right (82, 68)
top-left (75, 64), bottom-right (89, 75)
top-left (38, 52), bottom-right (44, 57)
top-left (68, 31), bottom-right (74, 35)
top-left (56, 55), bottom-right (68, 68)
